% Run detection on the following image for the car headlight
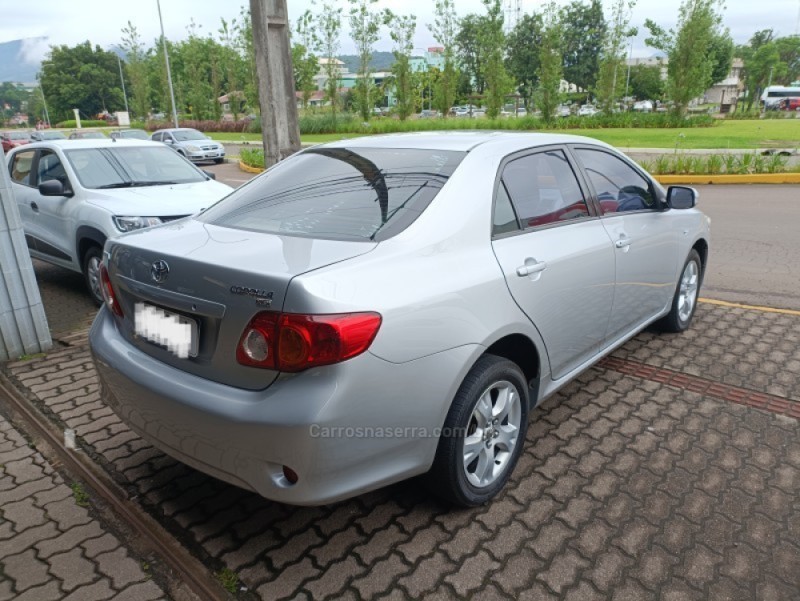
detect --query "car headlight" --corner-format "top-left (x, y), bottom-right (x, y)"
top-left (185, 144), bottom-right (201, 152)
top-left (113, 216), bottom-right (164, 232)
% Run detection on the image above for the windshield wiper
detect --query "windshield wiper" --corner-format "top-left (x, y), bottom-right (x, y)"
top-left (97, 181), bottom-right (135, 189)
top-left (130, 181), bottom-right (178, 187)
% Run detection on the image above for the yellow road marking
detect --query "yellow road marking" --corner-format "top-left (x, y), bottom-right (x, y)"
top-left (699, 297), bottom-right (800, 316)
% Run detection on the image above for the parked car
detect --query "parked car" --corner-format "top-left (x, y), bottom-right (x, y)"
top-left (1, 131), bottom-right (31, 152)
top-left (68, 131), bottom-right (106, 139)
top-left (577, 105), bottom-right (599, 117)
top-left (418, 109), bottom-right (440, 119)
top-left (90, 132), bottom-right (709, 507)
top-left (5, 139), bottom-right (232, 304)
top-left (151, 128), bottom-right (226, 164)
top-left (30, 131), bottom-right (67, 142)
top-left (110, 129), bottom-right (151, 141)
top-left (633, 100), bottom-right (654, 112)
top-left (516, 108), bottom-right (527, 116)
top-left (557, 105), bottom-right (572, 117)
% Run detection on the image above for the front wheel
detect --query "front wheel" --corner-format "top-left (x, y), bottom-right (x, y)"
top-left (82, 246), bottom-right (104, 307)
top-left (657, 249), bottom-right (702, 333)
top-left (427, 355), bottom-right (529, 507)
top-left (214, 158), bottom-right (224, 164)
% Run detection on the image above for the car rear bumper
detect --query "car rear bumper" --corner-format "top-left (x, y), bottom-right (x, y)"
top-left (89, 307), bottom-right (477, 505)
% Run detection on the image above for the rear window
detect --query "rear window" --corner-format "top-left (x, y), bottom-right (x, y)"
top-left (199, 147), bottom-right (465, 241)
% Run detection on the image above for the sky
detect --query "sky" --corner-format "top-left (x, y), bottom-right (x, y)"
top-left (2, 0), bottom-right (799, 67)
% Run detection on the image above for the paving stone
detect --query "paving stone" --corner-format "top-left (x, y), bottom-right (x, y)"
top-left (48, 547), bottom-right (98, 591)
top-left (60, 579), bottom-right (115, 601)
top-left (444, 550), bottom-right (500, 597)
top-left (1, 548), bottom-right (50, 592)
top-left (94, 547), bottom-right (148, 589)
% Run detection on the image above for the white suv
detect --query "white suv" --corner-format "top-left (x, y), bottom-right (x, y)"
top-left (5, 139), bottom-right (232, 304)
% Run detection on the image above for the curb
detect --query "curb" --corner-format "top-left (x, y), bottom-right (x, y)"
top-left (238, 160), bottom-right (264, 174)
top-left (655, 173), bottom-right (800, 185)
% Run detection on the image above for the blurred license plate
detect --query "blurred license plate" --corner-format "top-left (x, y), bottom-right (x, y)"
top-left (134, 303), bottom-right (198, 358)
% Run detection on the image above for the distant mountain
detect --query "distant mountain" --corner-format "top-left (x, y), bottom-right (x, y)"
top-left (0, 38), bottom-right (47, 83)
top-left (337, 51), bottom-right (395, 74)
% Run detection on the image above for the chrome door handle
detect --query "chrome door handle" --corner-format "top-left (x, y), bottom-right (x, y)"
top-left (516, 261), bottom-right (547, 277)
top-left (30, 202), bottom-right (39, 212)
top-left (615, 237), bottom-right (632, 248)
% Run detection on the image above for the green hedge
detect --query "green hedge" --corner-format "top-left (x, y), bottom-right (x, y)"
top-left (639, 152), bottom-right (791, 175)
top-left (239, 147), bottom-right (265, 169)
top-left (54, 119), bottom-right (108, 128)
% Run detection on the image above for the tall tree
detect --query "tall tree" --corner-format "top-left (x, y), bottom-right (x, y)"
top-left (561, 0), bottom-right (606, 94)
top-left (535, 3), bottom-right (564, 124)
top-left (645, 0), bottom-right (727, 117)
top-left (429, 0), bottom-right (458, 117)
top-left (596, 0), bottom-right (637, 114)
top-left (120, 22), bottom-right (150, 120)
top-left (384, 10), bottom-right (417, 120)
top-left (39, 41), bottom-right (124, 121)
top-left (627, 64), bottom-right (664, 100)
top-left (506, 13), bottom-right (543, 110)
top-left (479, 0), bottom-right (511, 118)
top-left (456, 14), bottom-right (487, 95)
top-left (738, 30), bottom-right (782, 110)
top-left (348, 0), bottom-right (383, 121)
top-left (292, 10), bottom-right (319, 110)
top-left (219, 17), bottom-right (247, 119)
top-left (708, 31), bottom-right (734, 84)
top-left (313, 0), bottom-right (343, 119)
top-left (774, 35), bottom-right (800, 84)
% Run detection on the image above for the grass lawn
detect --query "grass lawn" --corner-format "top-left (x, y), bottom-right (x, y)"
top-left (208, 119), bottom-right (800, 149)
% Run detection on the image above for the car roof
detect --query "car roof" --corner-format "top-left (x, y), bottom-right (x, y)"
top-left (16, 139), bottom-right (165, 150)
top-left (319, 131), bottom-right (614, 153)
top-left (157, 128), bottom-right (200, 132)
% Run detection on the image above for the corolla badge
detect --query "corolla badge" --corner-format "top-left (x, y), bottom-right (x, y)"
top-left (230, 285), bottom-right (274, 307)
top-left (150, 260), bottom-right (170, 283)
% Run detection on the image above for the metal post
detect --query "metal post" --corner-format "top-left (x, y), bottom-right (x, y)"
top-left (0, 146), bottom-right (52, 360)
top-left (250, 0), bottom-right (301, 168)
top-left (117, 53), bottom-right (129, 114)
top-left (39, 84), bottom-right (51, 128)
top-left (156, 0), bottom-right (179, 128)
top-left (624, 41), bottom-right (633, 109)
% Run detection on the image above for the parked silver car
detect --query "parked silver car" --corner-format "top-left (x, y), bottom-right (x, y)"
top-left (151, 128), bottom-right (225, 164)
top-left (90, 132), bottom-right (710, 507)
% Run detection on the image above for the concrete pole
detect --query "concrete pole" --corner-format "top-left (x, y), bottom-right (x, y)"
top-left (0, 147), bottom-right (52, 360)
top-left (250, 0), bottom-right (301, 168)
top-left (156, 0), bottom-right (180, 128)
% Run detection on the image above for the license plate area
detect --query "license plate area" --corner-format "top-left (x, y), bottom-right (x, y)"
top-left (134, 302), bottom-right (198, 358)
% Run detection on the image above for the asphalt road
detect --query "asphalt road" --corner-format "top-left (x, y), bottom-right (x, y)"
top-left (207, 164), bottom-right (798, 310)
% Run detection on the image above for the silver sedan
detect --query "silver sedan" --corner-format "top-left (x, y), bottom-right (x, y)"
top-left (90, 132), bottom-right (710, 507)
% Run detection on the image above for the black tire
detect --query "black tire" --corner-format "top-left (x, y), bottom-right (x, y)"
top-left (82, 245), bottom-right (104, 307)
top-left (427, 354), bottom-right (529, 507)
top-left (656, 249), bottom-right (703, 333)
top-left (214, 157), bottom-right (224, 164)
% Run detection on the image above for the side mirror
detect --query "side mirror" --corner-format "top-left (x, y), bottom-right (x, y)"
top-left (164, 138), bottom-right (174, 144)
top-left (202, 170), bottom-right (216, 180)
top-left (666, 186), bottom-right (697, 209)
top-left (38, 179), bottom-right (72, 197)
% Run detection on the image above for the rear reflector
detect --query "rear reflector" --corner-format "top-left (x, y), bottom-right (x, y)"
top-left (237, 311), bottom-right (381, 372)
top-left (99, 264), bottom-right (123, 317)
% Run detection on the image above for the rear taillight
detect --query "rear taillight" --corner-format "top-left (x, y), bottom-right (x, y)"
top-left (99, 264), bottom-right (123, 317)
top-left (237, 312), bottom-right (382, 372)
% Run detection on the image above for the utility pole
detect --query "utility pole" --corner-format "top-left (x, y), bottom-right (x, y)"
top-left (250, 0), bottom-right (301, 168)
top-left (156, 0), bottom-right (180, 128)
top-left (38, 83), bottom-right (51, 128)
top-left (0, 146), bottom-right (52, 361)
top-left (116, 52), bottom-right (129, 114)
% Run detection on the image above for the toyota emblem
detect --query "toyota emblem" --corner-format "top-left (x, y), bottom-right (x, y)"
top-left (151, 260), bottom-right (170, 283)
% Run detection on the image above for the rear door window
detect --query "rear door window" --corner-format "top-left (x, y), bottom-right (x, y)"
top-left (200, 147), bottom-right (465, 241)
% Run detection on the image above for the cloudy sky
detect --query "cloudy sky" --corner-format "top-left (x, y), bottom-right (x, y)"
top-left (2, 0), bottom-right (799, 66)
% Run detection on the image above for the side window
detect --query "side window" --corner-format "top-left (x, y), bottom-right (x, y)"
top-left (501, 150), bottom-right (590, 228)
top-left (9, 150), bottom-right (35, 186)
top-left (152, 132), bottom-right (162, 142)
top-left (492, 183), bottom-right (519, 236)
top-left (575, 148), bottom-right (656, 213)
top-left (36, 150), bottom-right (69, 188)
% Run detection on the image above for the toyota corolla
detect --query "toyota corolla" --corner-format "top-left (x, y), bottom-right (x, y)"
top-left (90, 132), bottom-right (709, 506)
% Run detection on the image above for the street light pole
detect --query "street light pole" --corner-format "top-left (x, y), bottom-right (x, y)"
top-left (156, 0), bottom-right (179, 127)
top-left (116, 53), bottom-right (129, 114)
top-left (624, 40), bottom-right (633, 109)
top-left (38, 83), bottom-right (51, 128)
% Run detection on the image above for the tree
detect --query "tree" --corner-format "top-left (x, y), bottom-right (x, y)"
top-left (292, 10), bottom-right (319, 110)
top-left (456, 14), bottom-right (487, 95)
top-left (739, 31), bottom-right (783, 110)
top-left (348, 0), bottom-right (383, 121)
top-left (708, 31), bottom-right (734, 84)
top-left (384, 10), bottom-right (417, 120)
top-left (313, 0), bottom-right (343, 119)
top-left (0, 83), bottom-right (30, 120)
top-left (596, 0), bottom-right (637, 114)
top-left (535, 3), bottom-right (564, 124)
top-left (774, 35), bottom-right (800, 85)
top-left (219, 17), bottom-right (248, 119)
top-left (644, 0), bottom-right (727, 117)
top-left (479, 0), bottom-right (511, 118)
top-left (506, 14), bottom-right (543, 110)
top-left (627, 64), bottom-right (664, 100)
top-left (39, 41), bottom-right (125, 121)
top-left (429, 0), bottom-right (458, 117)
top-left (120, 22), bottom-right (151, 120)
top-left (561, 0), bottom-right (606, 94)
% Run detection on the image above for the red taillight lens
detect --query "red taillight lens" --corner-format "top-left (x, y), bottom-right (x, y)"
top-left (99, 264), bottom-right (123, 317)
top-left (236, 312), bottom-right (382, 372)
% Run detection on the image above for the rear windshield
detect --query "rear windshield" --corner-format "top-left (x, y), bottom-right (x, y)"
top-left (199, 147), bottom-right (465, 241)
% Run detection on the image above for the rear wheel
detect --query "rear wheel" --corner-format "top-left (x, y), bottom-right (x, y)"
top-left (82, 246), bottom-right (104, 307)
top-left (427, 354), bottom-right (529, 507)
top-left (657, 249), bottom-right (702, 333)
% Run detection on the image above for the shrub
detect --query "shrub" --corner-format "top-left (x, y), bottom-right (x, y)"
top-left (55, 119), bottom-right (108, 128)
top-left (239, 147), bottom-right (264, 169)
top-left (147, 119), bottom-right (253, 133)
